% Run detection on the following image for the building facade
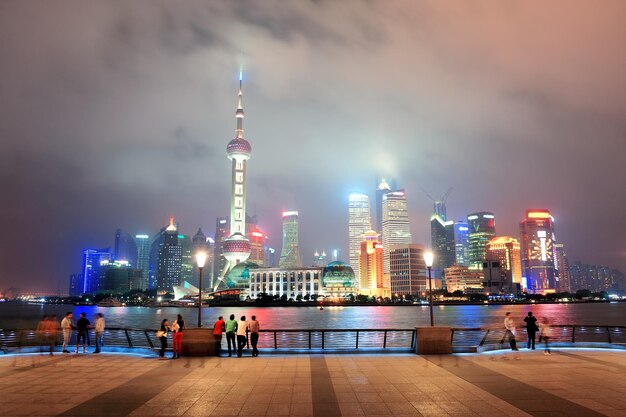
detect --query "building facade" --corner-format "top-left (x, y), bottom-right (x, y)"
top-left (519, 209), bottom-right (556, 293)
top-left (486, 236), bottom-right (523, 291)
top-left (279, 211), bottom-right (302, 268)
top-left (358, 231), bottom-right (390, 297)
top-left (389, 244), bottom-right (427, 296)
top-left (444, 265), bottom-right (484, 294)
top-left (151, 219), bottom-right (182, 291)
top-left (430, 214), bottom-right (455, 277)
top-left (82, 248), bottom-right (111, 294)
top-left (382, 190), bottom-right (412, 273)
top-left (246, 217), bottom-right (266, 267)
top-left (554, 243), bottom-right (571, 293)
top-left (375, 178), bottom-right (391, 233)
top-left (348, 193), bottom-right (371, 286)
top-left (467, 212), bottom-right (496, 269)
top-left (453, 221), bottom-right (470, 267)
top-left (191, 228), bottom-right (212, 289)
top-left (134, 234), bottom-right (151, 290)
top-left (213, 217), bottom-right (229, 286)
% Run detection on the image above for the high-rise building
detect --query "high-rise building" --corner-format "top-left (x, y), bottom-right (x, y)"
top-left (358, 231), bottom-right (389, 297)
top-left (191, 228), bottom-right (211, 289)
top-left (151, 218), bottom-right (182, 291)
top-left (279, 211), bottom-right (302, 268)
top-left (179, 234), bottom-right (193, 285)
top-left (519, 209), bottom-right (556, 293)
top-left (467, 212), bottom-right (496, 269)
top-left (97, 260), bottom-right (142, 293)
top-left (382, 190), bottom-right (412, 273)
top-left (444, 265), bottom-right (484, 294)
top-left (246, 217), bottom-right (266, 267)
top-left (313, 250), bottom-right (328, 267)
top-left (221, 73), bottom-right (252, 279)
top-left (348, 193), bottom-right (371, 284)
top-left (134, 234), bottom-right (151, 290)
top-left (453, 221), bottom-right (470, 267)
top-left (213, 217), bottom-right (229, 285)
top-left (430, 214), bottom-right (455, 277)
top-left (554, 243), bottom-right (571, 293)
top-left (264, 247), bottom-right (276, 268)
top-left (486, 236), bottom-right (522, 292)
top-left (389, 244), bottom-right (427, 296)
top-left (69, 273), bottom-right (83, 297)
top-left (113, 229), bottom-right (137, 265)
top-left (375, 178), bottom-right (391, 233)
top-left (82, 248), bottom-right (111, 294)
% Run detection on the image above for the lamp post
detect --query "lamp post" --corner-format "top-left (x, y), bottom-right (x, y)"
top-left (423, 251), bottom-right (434, 327)
top-left (195, 251), bottom-right (207, 328)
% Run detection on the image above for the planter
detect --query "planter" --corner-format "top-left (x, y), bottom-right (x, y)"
top-left (180, 328), bottom-right (218, 356)
top-left (415, 327), bottom-right (452, 354)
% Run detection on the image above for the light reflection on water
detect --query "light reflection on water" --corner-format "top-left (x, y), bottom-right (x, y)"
top-left (1, 302), bottom-right (625, 330)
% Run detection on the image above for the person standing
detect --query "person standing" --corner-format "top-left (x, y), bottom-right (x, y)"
top-left (45, 315), bottom-right (59, 355)
top-left (213, 316), bottom-right (225, 356)
top-left (171, 314), bottom-right (185, 359)
top-left (540, 317), bottom-right (552, 355)
top-left (225, 314), bottom-right (238, 357)
top-left (249, 315), bottom-right (260, 357)
top-left (60, 312), bottom-right (73, 353)
top-left (94, 313), bottom-right (105, 353)
top-left (75, 312), bottom-right (91, 354)
top-left (504, 312), bottom-right (519, 351)
top-left (157, 319), bottom-right (170, 359)
top-left (523, 312), bottom-right (539, 350)
top-left (236, 315), bottom-right (249, 358)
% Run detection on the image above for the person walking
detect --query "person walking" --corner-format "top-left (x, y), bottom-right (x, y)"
top-left (523, 312), bottom-right (539, 350)
top-left (157, 319), bottom-right (170, 359)
top-left (45, 315), bottom-right (59, 355)
top-left (236, 315), bottom-right (249, 358)
top-left (75, 312), bottom-right (91, 354)
top-left (36, 315), bottom-right (48, 354)
top-left (225, 314), bottom-right (238, 357)
top-left (540, 317), bottom-right (552, 355)
top-left (60, 312), bottom-right (73, 353)
top-left (504, 312), bottom-right (519, 351)
top-left (249, 315), bottom-right (260, 357)
top-left (213, 316), bottom-right (225, 356)
top-left (94, 313), bottom-right (105, 353)
top-left (171, 314), bottom-right (185, 359)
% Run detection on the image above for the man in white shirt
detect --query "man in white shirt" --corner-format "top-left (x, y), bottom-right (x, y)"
top-left (236, 316), bottom-right (249, 357)
top-left (60, 312), bottom-right (73, 353)
top-left (94, 313), bottom-right (105, 353)
top-left (504, 312), bottom-right (519, 351)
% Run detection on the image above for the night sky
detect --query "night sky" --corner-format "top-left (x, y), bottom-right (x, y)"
top-left (1, 1), bottom-right (625, 293)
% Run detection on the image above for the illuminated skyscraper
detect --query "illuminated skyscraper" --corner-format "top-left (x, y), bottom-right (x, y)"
top-left (246, 217), bottom-right (266, 267)
top-left (389, 243), bottom-right (427, 295)
top-left (279, 211), bottom-right (302, 268)
top-left (221, 73), bottom-right (252, 280)
top-left (151, 218), bottom-right (182, 291)
top-left (134, 234), bottom-right (150, 290)
top-left (179, 234), bottom-right (193, 284)
top-left (358, 231), bottom-right (389, 297)
top-left (114, 229), bottom-right (137, 265)
top-left (453, 221), bottom-right (470, 267)
top-left (554, 243), bottom-right (571, 293)
top-left (348, 193), bottom-right (371, 284)
top-left (430, 214), bottom-right (455, 277)
top-left (467, 212), bottom-right (496, 269)
top-left (520, 209), bottom-right (556, 293)
top-left (382, 190), bottom-right (412, 273)
top-left (486, 236), bottom-right (522, 291)
top-left (82, 248), bottom-right (111, 294)
top-left (375, 178), bottom-right (391, 233)
top-left (213, 217), bottom-right (229, 287)
top-left (191, 228), bottom-right (211, 289)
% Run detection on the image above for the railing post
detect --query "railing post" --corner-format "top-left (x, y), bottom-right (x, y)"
top-left (411, 330), bottom-right (416, 349)
top-left (572, 326), bottom-right (576, 343)
top-left (383, 330), bottom-right (387, 349)
top-left (322, 331), bottom-right (325, 350)
top-left (124, 329), bottom-right (133, 348)
top-left (17, 330), bottom-right (23, 348)
top-left (451, 329), bottom-right (455, 343)
top-left (144, 330), bottom-right (154, 348)
top-left (274, 331), bottom-right (277, 349)
top-left (606, 327), bottom-right (612, 344)
top-left (308, 331), bottom-right (311, 349)
top-left (356, 331), bottom-right (359, 349)
top-left (479, 329), bottom-right (490, 346)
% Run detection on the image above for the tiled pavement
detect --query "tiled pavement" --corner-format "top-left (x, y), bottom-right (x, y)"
top-left (1, 349), bottom-right (626, 416)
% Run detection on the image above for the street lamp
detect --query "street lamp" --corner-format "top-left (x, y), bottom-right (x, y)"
top-left (423, 251), bottom-right (434, 327)
top-left (195, 251), bottom-right (207, 328)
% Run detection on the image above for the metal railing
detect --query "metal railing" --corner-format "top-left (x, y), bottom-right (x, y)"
top-left (1, 325), bottom-right (625, 354)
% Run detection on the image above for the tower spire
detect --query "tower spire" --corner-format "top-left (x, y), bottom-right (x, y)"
top-left (236, 70), bottom-right (244, 139)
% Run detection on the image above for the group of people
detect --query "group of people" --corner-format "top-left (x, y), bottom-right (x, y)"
top-left (37, 311), bottom-right (105, 354)
top-left (212, 314), bottom-right (260, 357)
top-left (157, 314), bottom-right (185, 359)
top-left (504, 311), bottom-right (552, 355)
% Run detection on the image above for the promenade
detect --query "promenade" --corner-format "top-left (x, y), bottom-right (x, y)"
top-left (1, 349), bottom-right (625, 417)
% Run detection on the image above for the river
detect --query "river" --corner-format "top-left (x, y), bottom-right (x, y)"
top-left (1, 302), bottom-right (625, 330)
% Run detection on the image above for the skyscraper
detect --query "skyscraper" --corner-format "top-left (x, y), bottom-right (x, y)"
top-left (486, 236), bottom-right (523, 292)
top-left (191, 228), bottom-right (211, 289)
top-left (113, 229), bottom-right (137, 265)
top-left (134, 234), bottom-right (151, 290)
top-left (554, 243), bottom-right (571, 293)
top-left (213, 217), bottom-right (229, 286)
top-left (520, 209), bottom-right (556, 293)
top-left (221, 73), bottom-right (252, 279)
top-left (179, 234), bottom-right (193, 285)
top-left (453, 221), bottom-right (470, 267)
top-left (279, 211), bottom-right (302, 268)
top-left (69, 273), bottom-right (83, 297)
top-left (375, 178), bottom-right (391, 233)
top-left (467, 212), bottom-right (496, 269)
top-left (246, 216), bottom-right (266, 266)
top-left (358, 230), bottom-right (388, 297)
top-left (389, 243), bottom-right (427, 295)
top-left (382, 190), bottom-right (412, 273)
top-left (82, 248), bottom-right (111, 294)
top-left (151, 218), bottom-right (182, 291)
top-left (348, 193), bottom-right (371, 284)
top-left (430, 214), bottom-right (455, 277)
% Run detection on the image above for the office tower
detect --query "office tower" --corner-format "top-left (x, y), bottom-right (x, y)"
top-left (97, 260), bottom-right (142, 293)
top-left (191, 228), bottom-right (210, 288)
top-left (467, 212), bottom-right (496, 268)
top-left (134, 234), bottom-right (151, 290)
top-left (313, 250), bottom-right (328, 267)
top-left (382, 190), bottom-right (412, 273)
top-left (519, 209), bottom-right (556, 293)
top-left (151, 218), bottom-right (182, 291)
top-left (179, 234), bottom-right (193, 285)
top-left (222, 73), bottom-right (252, 278)
top-left (454, 221), bottom-right (470, 267)
top-left (279, 211), bottom-right (302, 268)
top-left (482, 261), bottom-right (504, 294)
top-left (389, 243), bottom-right (427, 295)
top-left (264, 247), bottom-right (276, 267)
top-left (358, 231), bottom-right (389, 297)
top-left (554, 243), bottom-right (571, 293)
top-left (113, 229), bottom-right (137, 265)
top-left (82, 248), bottom-right (111, 294)
top-left (375, 178), bottom-right (391, 233)
top-left (213, 217), bottom-right (229, 284)
top-left (348, 193), bottom-right (371, 283)
top-left (486, 236), bottom-right (523, 292)
top-left (69, 273), bottom-right (83, 297)
top-left (444, 265), bottom-right (484, 294)
top-left (430, 214), bottom-right (455, 277)
top-left (246, 217), bottom-right (266, 266)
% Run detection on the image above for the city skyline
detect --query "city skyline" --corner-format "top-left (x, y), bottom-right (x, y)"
top-left (1, 1), bottom-right (625, 292)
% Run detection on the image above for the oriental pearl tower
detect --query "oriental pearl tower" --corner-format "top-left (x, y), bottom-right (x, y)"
top-left (220, 71), bottom-right (252, 287)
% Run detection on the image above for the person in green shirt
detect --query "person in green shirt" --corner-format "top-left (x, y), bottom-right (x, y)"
top-left (225, 314), bottom-right (238, 357)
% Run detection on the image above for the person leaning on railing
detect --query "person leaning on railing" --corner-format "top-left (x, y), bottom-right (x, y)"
top-left (249, 316), bottom-right (260, 357)
top-left (156, 319), bottom-right (170, 360)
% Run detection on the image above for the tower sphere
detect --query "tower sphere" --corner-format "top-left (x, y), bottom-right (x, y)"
top-left (226, 137), bottom-right (251, 160)
top-left (222, 232), bottom-right (251, 264)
